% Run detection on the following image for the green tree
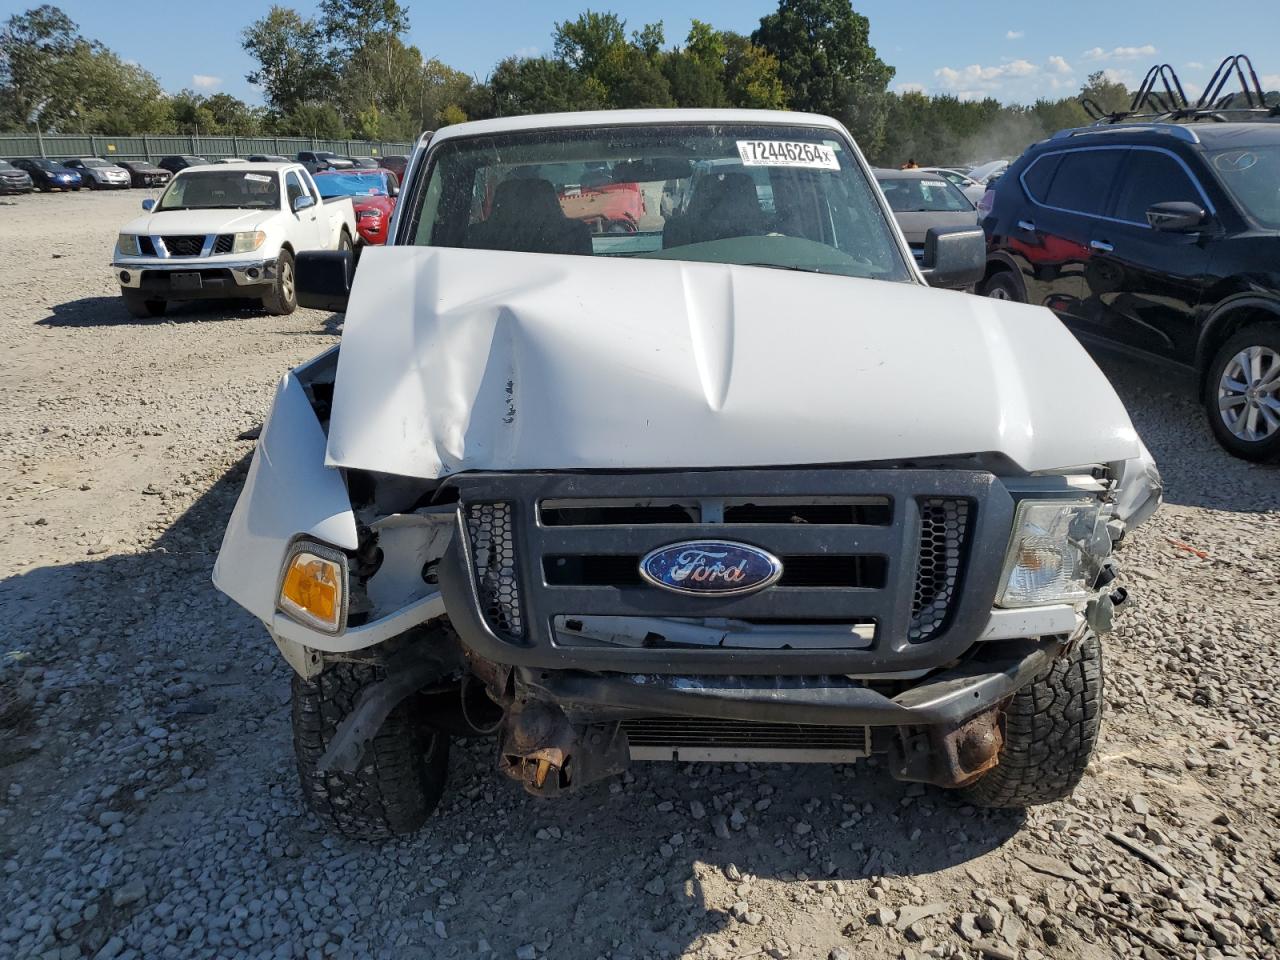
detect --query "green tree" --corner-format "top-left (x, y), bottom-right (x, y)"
top-left (281, 101), bottom-right (348, 138)
top-left (488, 56), bottom-right (605, 116)
top-left (594, 44), bottom-right (672, 108)
top-left (661, 51), bottom-right (726, 108)
top-left (318, 0), bottom-right (409, 55)
top-left (242, 6), bottom-right (334, 117)
top-left (0, 5), bottom-right (79, 129)
top-left (552, 11), bottom-right (626, 73)
top-left (753, 0), bottom-right (894, 150)
top-left (1079, 70), bottom-right (1131, 116)
top-left (722, 33), bottom-right (785, 109)
top-left (632, 21), bottom-right (664, 58)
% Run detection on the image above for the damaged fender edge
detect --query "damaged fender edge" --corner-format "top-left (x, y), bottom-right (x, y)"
top-left (213, 371), bottom-right (357, 624)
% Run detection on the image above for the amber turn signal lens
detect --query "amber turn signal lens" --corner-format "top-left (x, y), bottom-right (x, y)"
top-left (278, 549), bottom-right (345, 632)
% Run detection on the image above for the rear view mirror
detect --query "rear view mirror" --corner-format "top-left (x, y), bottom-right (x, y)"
top-left (1147, 201), bottom-right (1207, 232)
top-left (920, 226), bottom-right (986, 289)
top-left (141, 198), bottom-right (154, 211)
top-left (611, 158), bottom-right (693, 183)
top-left (297, 250), bottom-right (353, 312)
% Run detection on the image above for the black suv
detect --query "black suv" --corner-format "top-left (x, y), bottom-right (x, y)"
top-left (981, 121), bottom-right (1280, 461)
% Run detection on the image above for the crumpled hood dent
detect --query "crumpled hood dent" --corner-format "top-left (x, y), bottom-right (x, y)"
top-left (325, 246), bottom-right (1143, 478)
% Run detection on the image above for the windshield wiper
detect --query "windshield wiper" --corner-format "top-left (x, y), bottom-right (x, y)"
top-left (745, 262), bottom-right (826, 273)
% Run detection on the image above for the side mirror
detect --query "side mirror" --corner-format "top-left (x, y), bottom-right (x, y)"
top-left (920, 225), bottom-right (986, 289)
top-left (388, 180), bottom-right (399, 197)
top-left (1147, 201), bottom-right (1207, 232)
top-left (296, 250), bottom-right (353, 312)
top-left (293, 194), bottom-right (316, 213)
top-left (141, 198), bottom-right (154, 211)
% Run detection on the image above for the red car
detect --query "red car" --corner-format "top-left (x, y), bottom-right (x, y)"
top-left (313, 169), bottom-right (399, 245)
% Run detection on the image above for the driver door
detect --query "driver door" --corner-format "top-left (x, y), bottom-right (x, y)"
top-left (285, 171), bottom-right (327, 250)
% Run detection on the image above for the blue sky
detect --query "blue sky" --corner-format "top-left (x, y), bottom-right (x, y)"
top-left (49, 0), bottom-right (1280, 106)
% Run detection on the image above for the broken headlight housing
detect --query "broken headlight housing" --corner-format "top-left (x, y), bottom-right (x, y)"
top-left (997, 500), bottom-right (1108, 608)
top-left (277, 540), bottom-right (348, 633)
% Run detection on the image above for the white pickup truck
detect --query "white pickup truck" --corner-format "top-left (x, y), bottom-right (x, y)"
top-left (111, 161), bottom-right (356, 318)
top-left (214, 110), bottom-right (1163, 841)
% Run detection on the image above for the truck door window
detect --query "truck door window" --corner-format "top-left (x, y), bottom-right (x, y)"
top-left (285, 172), bottom-right (306, 209)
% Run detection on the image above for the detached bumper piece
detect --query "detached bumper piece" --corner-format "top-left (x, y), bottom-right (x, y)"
top-left (494, 636), bottom-right (1061, 795)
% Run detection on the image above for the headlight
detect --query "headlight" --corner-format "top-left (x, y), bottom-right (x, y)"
top-left (231, 231), bottom-right (266, 253)
top-left (117, 234), bottom-right (140, 256)
top-left (997, 500), bottom-right (1108, 607)
top-left (278, 541), bottom-right (347, 633)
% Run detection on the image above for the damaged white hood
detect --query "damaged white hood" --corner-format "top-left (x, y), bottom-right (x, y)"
top-left (325, 246), bottom-right (1142, 478)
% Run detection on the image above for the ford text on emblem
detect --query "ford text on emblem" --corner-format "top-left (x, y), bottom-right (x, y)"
top-left (638, 541), bottom-right (783, 597)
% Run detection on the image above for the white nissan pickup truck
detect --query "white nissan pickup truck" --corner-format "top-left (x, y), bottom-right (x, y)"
top-left (213, 109), bottom-right (1163, 841)
top-left (112, 161), bottom-right (356, 318)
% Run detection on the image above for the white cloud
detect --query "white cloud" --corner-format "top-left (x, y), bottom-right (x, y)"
top-left (1006, 30), bottom-right (1024, 40)
top-left (896, 81), bottom-right (927, 94)
top-left (1262, 74), bottom-right (1280, 90)
top-left (1082, 45), bottom-right (1156, 62)
top-left (931, 56), bottom-right (1084, 102)
top-left (192, 74), bottom-right (222, 90)
top-left (1186, 61), bottom-right (1205, 70)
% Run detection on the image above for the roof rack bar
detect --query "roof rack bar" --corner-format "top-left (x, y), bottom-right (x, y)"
top-left (1062, 122), bottom-right (1200, 144)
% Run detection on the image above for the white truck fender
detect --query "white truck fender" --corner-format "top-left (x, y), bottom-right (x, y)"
top-left (212, 372), bottom-right (357, 624)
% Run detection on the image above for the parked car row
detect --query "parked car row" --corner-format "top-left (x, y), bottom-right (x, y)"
top-left (4, 152), bottom-right (410, 193)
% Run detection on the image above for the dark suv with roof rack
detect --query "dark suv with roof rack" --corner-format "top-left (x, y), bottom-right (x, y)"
top-left (980, 119), bottom-right (1280, 461)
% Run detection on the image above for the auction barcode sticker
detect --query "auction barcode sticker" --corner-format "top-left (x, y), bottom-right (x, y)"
top-left (736, 140), bottom-right (840, 170)
top-left (244, 173), bottom-right (272, 183)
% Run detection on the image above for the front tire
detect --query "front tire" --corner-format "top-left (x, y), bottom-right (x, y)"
top-left (261, 249), bottom-right (297, 316)
top-left (338, 228), bottom-right (354, 257)
top-left (122, 289), bottom-right (167, 319)
top-left (1204, 322), bottom-right (1280, 462)
top-left (292, 663), bottom-right (450, 840)
top-left (958, 632), bottom-right (1103, 808)
top-left (981, 270), bottom-right (1023, 302)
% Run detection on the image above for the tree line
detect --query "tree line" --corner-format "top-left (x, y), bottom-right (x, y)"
top-left (2, 0), bottom-right (1147, 165)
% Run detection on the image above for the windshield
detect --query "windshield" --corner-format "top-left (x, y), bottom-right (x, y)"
top-left (0, 161), bottom-right (13, 170)
top-left (877, 176), bottom-right (973, 213)
top-left (409, 123), bottom-right (911, 281)
top-left (315, 172), bottom-right (389, 198)
top-left (83, 158), bottom-right (109, 168)
top-left (31, 159), bottom-right (61, 170)
top-left (1209, 145), bottom-right (1280, 229)
top-left (156, 170), bottom-right (280, 211)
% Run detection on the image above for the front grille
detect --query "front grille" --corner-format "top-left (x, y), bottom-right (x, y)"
top-left (162, 235), bottom-right (205, 256)
top-left (213, 234), bottom-right (234, 254)
top-left (448, 470), bottom-right (1008, 673)
top-left (909, 498), bottom-right (970, 642)
top-left (466, 503), bottom-right (523, 638)
top-left (621, 716), bottom-right (869, 759)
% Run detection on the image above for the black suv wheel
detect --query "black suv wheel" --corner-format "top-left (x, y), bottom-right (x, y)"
top-left (1205, 322), bottom-right (1280, 462)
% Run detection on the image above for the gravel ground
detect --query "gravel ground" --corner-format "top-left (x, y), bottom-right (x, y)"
top-left (1, 189), bottom-right (1278, 960)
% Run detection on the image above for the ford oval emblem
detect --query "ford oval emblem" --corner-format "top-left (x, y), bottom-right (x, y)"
top-left (639, 540), bottom-right (783, 597)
